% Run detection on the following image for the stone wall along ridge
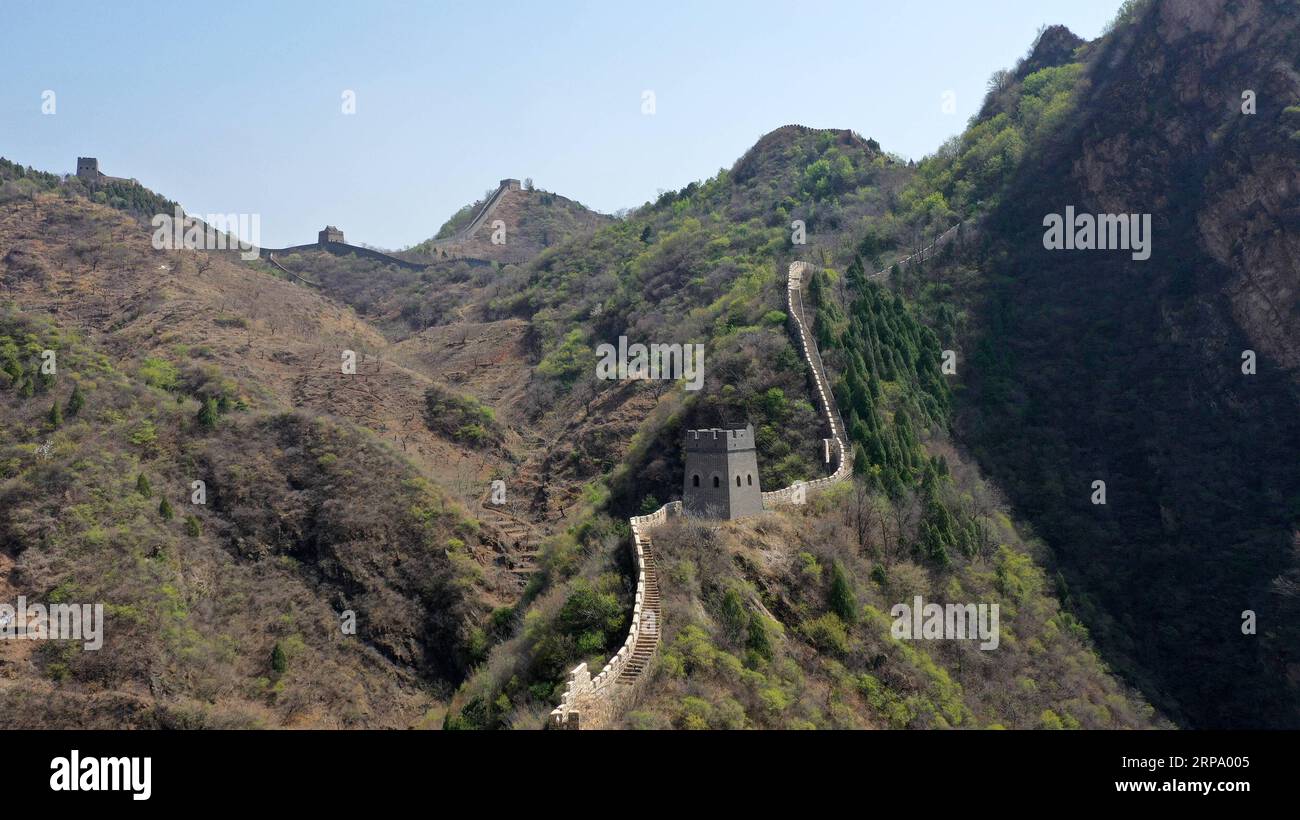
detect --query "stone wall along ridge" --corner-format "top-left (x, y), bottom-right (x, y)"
top-left (549, 260), bottom-right (855, 728)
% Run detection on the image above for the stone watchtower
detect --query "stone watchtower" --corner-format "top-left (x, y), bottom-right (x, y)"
top-left (76, 157), bottom-right (100, 180)
top-left (318, 225), bottom-right (345, 245)
top-left (682, 424), bottom-right (763, 520)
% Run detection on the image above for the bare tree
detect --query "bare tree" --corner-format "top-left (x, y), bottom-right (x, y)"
top-left (890, 491), bottom-right (921, 563)
top-left (845, 478), bottom-right (874, 555)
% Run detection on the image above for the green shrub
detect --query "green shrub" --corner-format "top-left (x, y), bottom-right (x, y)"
top-left (65, 384), bottom-right (85, 416)
top-left (197, 397), bottom-right (219, 429)
top-left (798, 552), bottom-right (822, 581)
top-left (139, 357), bottom-right (178, 391)
top-left (424, 384), bottom-right (501, 447)
top-left (679, 696), bottom-right (713, 730)
top-left (556, 579), bottom-right (625, 653)
top-left (747, 615), bottom-right (774, 661)
top-left (719, 588), bottom-right (749, 644)
top-left (129, 421), bottom-right (157, 447)
top-left (803, 613), bottom-right (851, 655)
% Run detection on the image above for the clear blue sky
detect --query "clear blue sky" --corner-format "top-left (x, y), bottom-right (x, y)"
top-left (1, 0), bottom-right (1121, 248)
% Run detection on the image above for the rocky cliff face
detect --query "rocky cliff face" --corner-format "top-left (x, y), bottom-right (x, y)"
top-left (946, 0), bottom-right (1300, 727)
top-left (1071, 0), bottom-right (1300, 380)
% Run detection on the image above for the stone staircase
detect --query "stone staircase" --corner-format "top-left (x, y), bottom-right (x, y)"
top-left (478, 489), bottom-right (546, 580)
top-left (494, 520), bottom-right (542, 576)
top-left (549, 502), bottom-right (674, 729)
top-left (615, 545), bottom-right (660, 684)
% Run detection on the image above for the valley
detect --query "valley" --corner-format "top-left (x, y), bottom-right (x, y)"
top-left (1, 0), bottom-right (1297, 733)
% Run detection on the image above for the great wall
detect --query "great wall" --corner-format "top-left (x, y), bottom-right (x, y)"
top-left (260, 178), bottom-right (525, 272)
top-left (425, 179), bottom-right (520, 252)
top-left (252, 174), bottom-right (965, 727)
top-left (871, 220), bottom-right (966, 278)
top-left (63, 156), bottom-right (968, 730)
top-left (548, 259), bottom-right (853, 729)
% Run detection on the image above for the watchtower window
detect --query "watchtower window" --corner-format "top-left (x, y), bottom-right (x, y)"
top-left (747, 474), bottom-right (753, 486)
top-left (692, 474), bottom-right (700, 487)
top-left (713, 476), bottom-right (720, 488)
top-left (736, 475), bottom-right (741, 487)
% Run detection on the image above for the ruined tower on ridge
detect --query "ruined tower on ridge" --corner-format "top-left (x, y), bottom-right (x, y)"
top-left (318, 225), bottom-right (345, 245)
top-left (682, 424), bottom-right (763, 520)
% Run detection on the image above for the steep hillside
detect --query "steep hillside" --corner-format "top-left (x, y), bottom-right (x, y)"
top-left (0, 309), bottom-right (493, 728)
top-left (0, 194), bottom-right (535, 539)
top-left (497, 125), bottom-right (914, 519)
top-left (284, 125), bottom-right (916, 549)
top-left (443, 126), bottom-right (1152, 730)
top-left (880, 0), bottom-right (1300, 727)
top-left (0, 179), bottom-right (561, 726)
top-left (409, 179), bottom-right (613, 265)
top-left (627, 480), bottom-right (1157, 729)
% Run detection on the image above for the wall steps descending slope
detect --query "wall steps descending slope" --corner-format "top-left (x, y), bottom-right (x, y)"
top-left (870, 220), bottom-right (968, 278)
top-left (428, 179), bottom-right (518, 249)
top-left (548, 260), bottom-right (853, 729)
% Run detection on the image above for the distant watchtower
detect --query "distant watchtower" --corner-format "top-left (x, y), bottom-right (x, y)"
top-left (318, 225), bottom-right (345, 245)
top-left (76, 157), bottom-right (101, 180)
top-left (682, 424), bottom-right (763, 520)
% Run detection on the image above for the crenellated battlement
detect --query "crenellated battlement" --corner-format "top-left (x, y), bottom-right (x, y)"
top-left (684, 425), bottom-right (756, 453)
top-left (682, 423), bottom-right (763, 519)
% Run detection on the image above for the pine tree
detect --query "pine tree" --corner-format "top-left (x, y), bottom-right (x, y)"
top-left (271, 642), bottom-right (288, 674)
top-left (852, 443), bottom-right (869, 478)
top-left (746, 616), bottom-right (772, 661)
top-left (920, 521), bottom-right (951, 567)
top-left (719, 588), bottom-right (749, 644)
top-left (184, 516), bottom-right (202, 537)
top-left (846, 255), bottom-right (865, 288)
top-left (158, 498), bottom-right (174, 520)
top-left (829, 562), bottom-right (857, 624)
top-left (47, 402), bottom-right (62, 427)
top-left (197, 397), bottom-right (219, 429)
top-left (135, 473), bottom-right (152, 497)
top-left (66, 384), bottom-right (85, 417)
